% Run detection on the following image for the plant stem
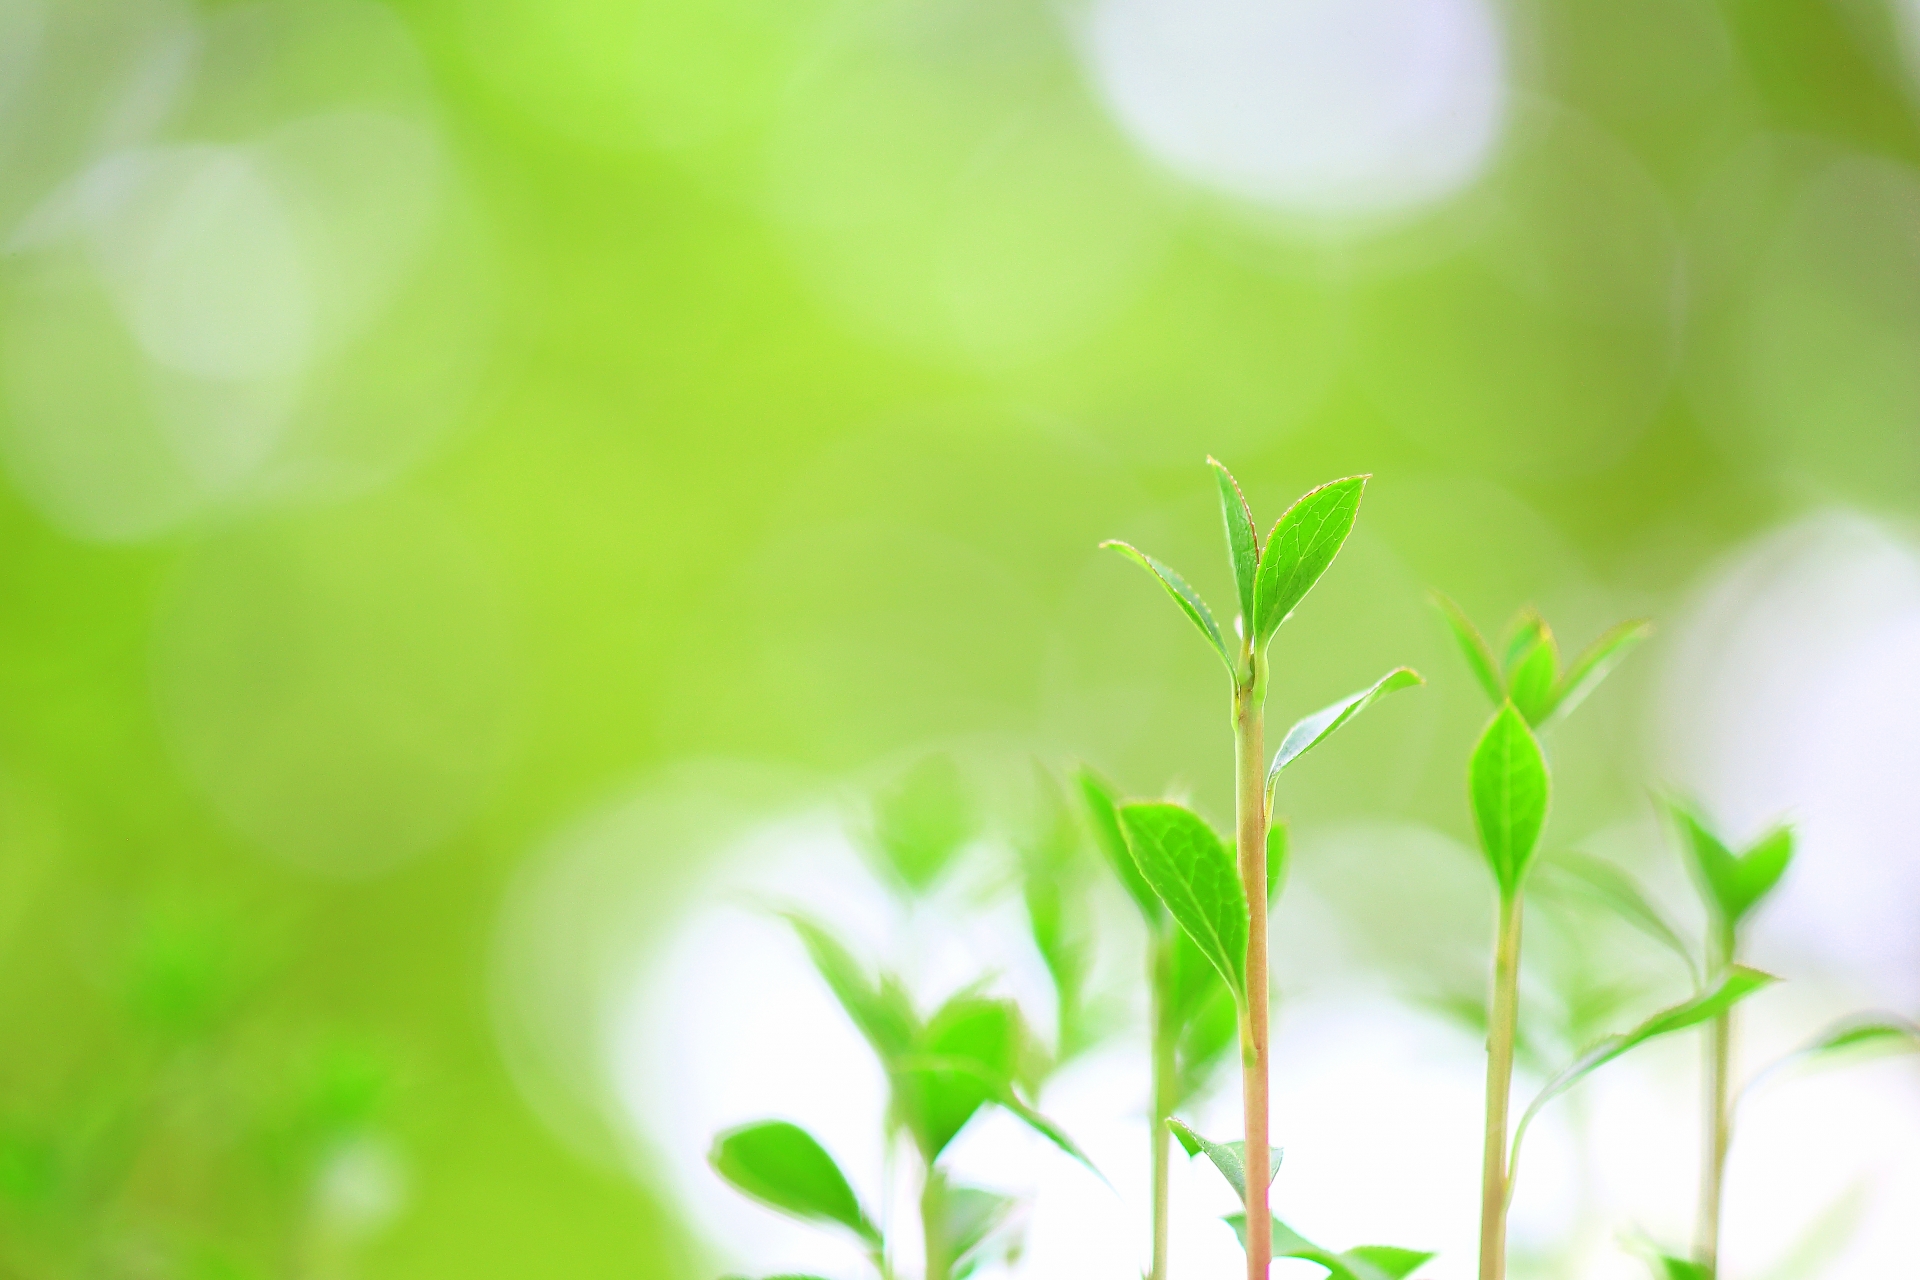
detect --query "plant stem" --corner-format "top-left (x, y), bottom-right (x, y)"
top-left (1479, 890), bottom-right (1524, 1280)
top-left (922, 1165), bottom-right (950, 1280)
top-left (1696, 1005), bottom-right (1732, 1277)
top-left (1234, 663), bottom-right (1270, 1280)
top-left (1149, 937), bottom-right (1176, 1280)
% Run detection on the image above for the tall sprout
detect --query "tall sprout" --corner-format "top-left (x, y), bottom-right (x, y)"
top-left (1102, 460), bottom-right (1418, 1280)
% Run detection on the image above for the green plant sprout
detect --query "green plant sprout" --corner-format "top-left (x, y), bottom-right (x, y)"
top-left (1102, 460), bottom-right (1421, 1280)
top-left (709, 764), bottom-right (1098, 1280)
top-left (1432, 600), bottom-right (1768, 1280)
top-left (1547, 801), bottom-right (1920, 1280)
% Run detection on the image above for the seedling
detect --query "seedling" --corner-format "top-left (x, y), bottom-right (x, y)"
top-left (709, 765), bottom-right (1097, 1280)
top-left (1102, 461), bottom-right (1421, 1280)
top-left (1434, 601), bottom-right (1775, 1280)
top-left (1576, 801), bottom-right (1920, 1280)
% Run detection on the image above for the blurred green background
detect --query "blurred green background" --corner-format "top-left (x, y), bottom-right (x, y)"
top-left (3, 0), bottom-right (1920, 1275)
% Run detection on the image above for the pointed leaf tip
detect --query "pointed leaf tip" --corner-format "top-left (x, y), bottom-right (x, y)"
top-left (1251, 476), bottom-right (1366, 646)
top-left (1430, 591), bottom-right (1504, 705)
top-left (709, 1121), bottom-right (879, 1246)
top-left (1268, 667), bottom-right (1423, 785)
top-left (1165, 1118), bottom-right (1279, 1201)
top-left (1119, 803), bottom-right (1247, 999)
top-left (1207, 458), bottom-right (1260, 631)
top-left (1101, 540), bottom-right (1232, 672)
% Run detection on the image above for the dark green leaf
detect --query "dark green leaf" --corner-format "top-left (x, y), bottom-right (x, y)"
top-left (1469, 703), bottom-right (1551, 897)
top-left (782, 913), bottom-right (919, 1065)
top-left (1166, 1117), bottom-right (1278, 1200)
top-left (1541, 617), bottom-right (1651, 725)
top-left (1268, 668), bottom-right (1424, 783)
top-left (1430, 591), bottom-right (1504, 705)
top-left (1076, 768), bottom-right (1162, 927)
top-left (1101, 540), bottom-right (1231, 670)
top-left (1511, 967), bottom-right (1777, 1179)
top-left (1118, 803), bottom-right (1248, 1000)
top-left (868, 755), bottom-right (976, 894)
top-left (1251, 476), bottom-right (1367, 646)
top-left (709, 1121), bottom-right (879, 1246)
top-left (1502, 614), bottom-right (1558, 727)
top-left (895, 997), bottom-right (1023, 1159)
top-left (1667, 800), bottom-right (1794, 950)
top-left (1209, 456), bottom-right (1261, 633)
top-left (1539, 852), bottom-right (1699, 982)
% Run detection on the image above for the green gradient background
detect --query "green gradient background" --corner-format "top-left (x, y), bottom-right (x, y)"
top-left (2, 0), bottom-right (1919, 1275)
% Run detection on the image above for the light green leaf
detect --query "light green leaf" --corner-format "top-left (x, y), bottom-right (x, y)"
top-left (894, 996), bottom-right (1024, 1159)
top-left (781, 913), bottom-right (920, 1066)
top-left (868, 755), bottom-right (976, 895)
top-left (1761, 1015), bottom-right (1920, 1085)
top-left (1251, 476), bottom-right (1367, 646)
top-left (1510, 967), bottom-right (1778, 1184)
top-left (1076, 768), bottom-right (1162, 927)
top-left (1469, 703), bottom-right (1551, 896)
top-left (923, 1171), bottom-right (1018, 1280)
top-left (1539, 851), bottom-right (1699, 983)
top-left (1268, 668), bottom-right (1424, 784)
top-left (1223, 1216), bottom-right (1430, 1280)
top-left (1166, 1117), bottom-right (1279, 1200)
top-left (1541, 617), bottom-right (1651, 725)
top-left (1666, 800), bottom-right (1794, 950)
top-left (1648, 1256), bottom-right (1710, 1280)
top-left (1174, 982), bottom-right (1237, 1105)
top-left (1267, 820), bottom-right (1288, 904)
top-left (1346, 1246), bottom-right (1437, 1279)
top-left (1503, 613), bottom-right (1558, 727)
top-left (709, 1121), bottom-right (879, 1246)
top-left (1101, 540), bottom-right (1231, 670)
top-left (1118, 803), bottom-right (1248, 1000)
top-left (897, 1050), bottom-right (1104, 1180)
top-left (1430, 592), bottom-right (1504, 705)
top-left (1209, 456), bottom-right (1261, 633)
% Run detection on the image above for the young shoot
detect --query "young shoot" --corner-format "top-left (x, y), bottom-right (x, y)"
top-left (1435, 600), bottom-right (1649, 1280)
top-left (1103, 460), bottom-right (1420, 1280)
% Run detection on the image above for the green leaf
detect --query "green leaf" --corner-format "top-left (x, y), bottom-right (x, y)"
top-left (1541, 617), bottom-right (1651, 725)
top-left (897, 1050), bottom-right (1103, 1180)
top-left (1267, 820), bottom-right (1288, 904)
top-left (1166, 1117), bottom-right (1279, 1200)
top-left (1076, 768), bottom-right (1162, 927)
top-left (1510, 967), bottom-right (1778, 1180)
top-left (1118, 803), bottom-right (1248, 1000)
top-left (1430, 591), bottom-right (1504, 705)
top-left (1174, 982), bottom-right (1238, 1105)
top-left (1769, 1015), bottom-right (1920, 1080)
top-left (923, 1171), bottom-right (1017, 1280)
top-left (1251, 476), bottom-right (1367, 646)
top-left (1469, 703), bottom-right (1551, 897)
top-left (1538, 851), bottom-right (1699, 983)
top-left (1268, 668), bottom-right (1424, 784)
top-left (1223, 1216), bottom-right (1429, 1280)
top-left (868, 755), bottom-right (976, 894)
top-left (1648, 1256), bottom-right (1710, 1280)
top-left (781, 914), bottom-right (920, 1066)
top-left (1666, 800), bottom-right (1795, 950)
top-left (708, 1121), bottom-right (879, 1246)
top-left (894, 996), bottom-right (1023, 1159)
top-left (1346, 1246), bottom-right (1437, 1279)
top-left (1502, 613), bottom-right (1558, 727)
top-left (1209, 456), bottom-right (1261, 632)
top-left (1101, 540), bottom-right (1231, 670)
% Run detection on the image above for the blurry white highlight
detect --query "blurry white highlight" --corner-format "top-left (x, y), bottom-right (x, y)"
top-left (1084, 0), bottom-right (1506, 218)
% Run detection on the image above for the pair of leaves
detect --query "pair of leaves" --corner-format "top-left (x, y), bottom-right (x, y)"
top-left (1666, 798), bottom-right (1794, 957)
top-left (1434, 594), bottom-right (1650, 730)
top-left (1469, 703), bottom-right (1551, 897)
top-left (709, 1121), bottom-right (881, 1250)
top-left (1104, 464), bottom-right (1367, 676)
top-left (783, 915), bottom-right (1095, 1176)
top-left (1507, 967), bottom-right (1777, 1191)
